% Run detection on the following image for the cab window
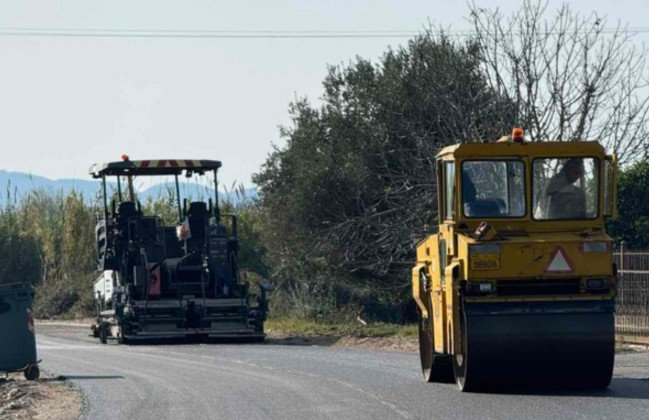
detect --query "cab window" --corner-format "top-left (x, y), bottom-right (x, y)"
top-left (533, 157), bottom-right (599, 220)
top-left (444, 162), bottom-right (455, 220)
top-left (461, 160), bottom-right (526, 218)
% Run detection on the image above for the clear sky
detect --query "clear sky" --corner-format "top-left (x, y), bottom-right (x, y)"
top-left (0, 0), bottom-right (647, 186)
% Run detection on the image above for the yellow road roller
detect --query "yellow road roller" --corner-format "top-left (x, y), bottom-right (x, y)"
top-left (412, 129), bottom-right (618, 391)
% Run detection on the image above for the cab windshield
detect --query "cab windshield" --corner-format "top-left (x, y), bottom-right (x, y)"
top-left (462, 160), bottom-right (526, 218)
top-left (533, 157), bottom-right (599, 220)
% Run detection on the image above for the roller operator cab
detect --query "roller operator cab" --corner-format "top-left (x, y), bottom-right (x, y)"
top-left (412, 129), bottom-right (618, 391)
top-left (89, 156), bottom-right (271, 343)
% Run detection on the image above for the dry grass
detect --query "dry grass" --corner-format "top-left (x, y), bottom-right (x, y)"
top-left (265, 317), bottom-right (418, 339)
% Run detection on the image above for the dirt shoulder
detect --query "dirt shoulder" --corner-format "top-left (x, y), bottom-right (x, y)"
top-left (264, 318), bottom-right (420, 352)
top-left (0, 373), bottom-right (83, 420)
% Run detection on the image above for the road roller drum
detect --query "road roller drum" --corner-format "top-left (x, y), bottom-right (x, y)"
top-left (455, 300), bottom-right (615, 391)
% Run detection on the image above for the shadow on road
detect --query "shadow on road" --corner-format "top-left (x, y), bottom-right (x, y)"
top-left (199, 336), bottom-right (339, 346)
top-left (477, 377), bottom-right (649, 400)
top-left (264, 336), bottom-right (340, 347)
top-left (36, 375), bottom-right (124, 383)
top-left (101, 335), bottom-right (341, 347)
top-left (37, 323), bottom-right (371, 349)
top-left (60, 375), bottom-right (124, 380)
top-left (107, 337), bottom-right (266, 346)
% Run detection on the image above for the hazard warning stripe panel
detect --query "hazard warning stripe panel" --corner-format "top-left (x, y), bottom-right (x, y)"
top-left (89, 159), bottom-right (221, 178)
top-left (132, 160), bottom-right (204, 169)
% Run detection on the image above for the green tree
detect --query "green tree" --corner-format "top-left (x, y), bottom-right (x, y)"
top-left (226, 200), bottom-right (269, 279)
top-left (254, 33), bottom-right (514, 319)
top-left (608, 161), bottom-right (649, 248)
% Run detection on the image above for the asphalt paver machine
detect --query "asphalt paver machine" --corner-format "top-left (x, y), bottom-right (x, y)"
top-left (90, 156), bottom-right (270, 343)
top-left (413, 129), bottom-right (618, 391)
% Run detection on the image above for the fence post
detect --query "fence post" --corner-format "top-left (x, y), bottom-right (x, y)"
top-left (620, 240), bottom-right (625, 280)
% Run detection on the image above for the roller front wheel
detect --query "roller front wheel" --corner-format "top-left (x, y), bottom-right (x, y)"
top-left (418, 272), bottom-right (453, 383)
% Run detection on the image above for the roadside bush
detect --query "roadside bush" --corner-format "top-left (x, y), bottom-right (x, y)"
top-left (608, 160), bottom-right (649, 248)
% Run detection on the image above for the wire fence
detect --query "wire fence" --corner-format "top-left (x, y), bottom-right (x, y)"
top-left (614, 244), bottom-right (649, 345)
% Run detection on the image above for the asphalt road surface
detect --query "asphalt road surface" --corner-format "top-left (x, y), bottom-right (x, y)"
top-left (37, 324), bottom-right (649, 420)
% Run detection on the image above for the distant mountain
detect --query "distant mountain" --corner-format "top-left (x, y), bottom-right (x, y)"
top-left (139, 182), bottom-right (258, 205)
top-left (0, 170), bottom-right (257, 206)
top-left (0, 170), bottom-right (102, 201)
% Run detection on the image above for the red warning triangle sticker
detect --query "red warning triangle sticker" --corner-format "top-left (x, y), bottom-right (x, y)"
top-left (545, 246), bottom-right (573, 273)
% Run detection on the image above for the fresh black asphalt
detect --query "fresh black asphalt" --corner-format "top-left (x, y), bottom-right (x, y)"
top-left (36, 324), bottom-right (649, 420)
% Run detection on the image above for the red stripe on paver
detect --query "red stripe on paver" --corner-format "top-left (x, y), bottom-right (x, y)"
top-left (157, 160), bottom-right (166, 168)
top-left (169, 160), bottom-right (179, 168)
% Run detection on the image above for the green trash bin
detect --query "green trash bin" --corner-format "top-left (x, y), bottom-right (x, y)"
top-left (0, 282), bottom-right (39, 380)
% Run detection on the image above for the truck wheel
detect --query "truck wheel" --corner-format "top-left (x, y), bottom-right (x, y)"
top-left (419, 313), bottom-right (453, 382)
top-left (99, 327), bottom-right (108, 344)
top-left (453, 305), bottom-right (476, 392)
top-left (419, 272), bottom-right (453, 383)
top-left (419, 312), bottom-right (434, 380)
top-left (24, 365), bottom-right (40, 381)
top-left (117, 325), bottom-right (129, 344)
